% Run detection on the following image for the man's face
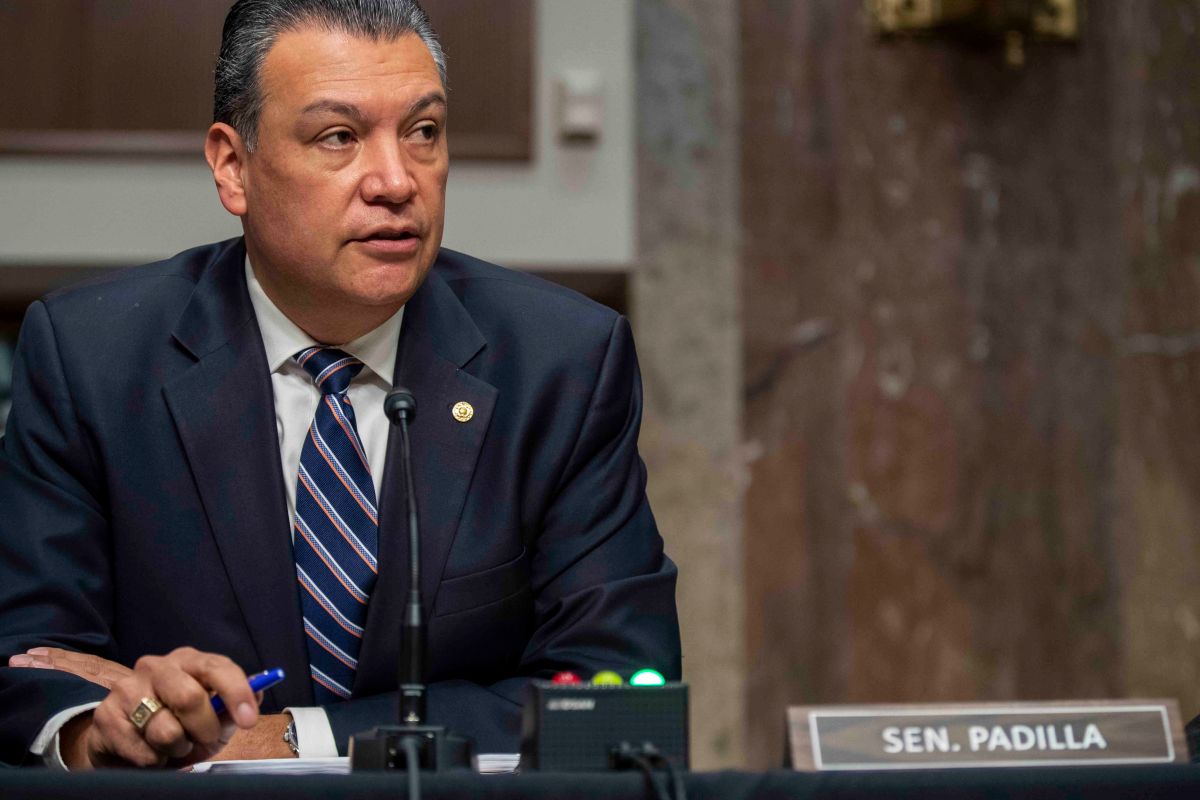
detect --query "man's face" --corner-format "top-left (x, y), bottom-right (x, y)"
top-left (238, 26), bottom-right (448, 322)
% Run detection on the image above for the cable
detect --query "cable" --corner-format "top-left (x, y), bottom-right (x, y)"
top-left (641, 742), bottom-right (687, 800)
top-left (632, 755), bottom-right (671, 800)
top-left (401, 734), bottom-right (422, 800)
top-left (610, 742), bottom-right (671, 800)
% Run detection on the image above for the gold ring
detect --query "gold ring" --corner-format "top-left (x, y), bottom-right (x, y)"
top-left (129, 696), bottom-right (165, 731)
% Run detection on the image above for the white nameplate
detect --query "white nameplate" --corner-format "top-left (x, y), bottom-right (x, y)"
top-left (787, 700), bottom-right (1186, 771)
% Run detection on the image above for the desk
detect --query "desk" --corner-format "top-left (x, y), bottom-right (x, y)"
top-left (3, 766), bottom-right (1200, 799)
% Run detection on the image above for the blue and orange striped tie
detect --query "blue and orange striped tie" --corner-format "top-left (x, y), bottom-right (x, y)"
top-left (292, 347), bottom-right (379, 703)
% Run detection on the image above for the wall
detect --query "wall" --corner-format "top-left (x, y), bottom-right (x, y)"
top-left (1112, 0), bottom-right (1200, 721)
top-left (0, 0), bottom-right (634, 270)
top-left (741, 0), bottom-right (1200, 768)
top-left (634, 0), bottom-right (744, 769)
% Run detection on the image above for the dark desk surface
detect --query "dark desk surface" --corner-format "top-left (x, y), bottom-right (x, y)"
top-left (3, 765), bottom-right (1200, 800)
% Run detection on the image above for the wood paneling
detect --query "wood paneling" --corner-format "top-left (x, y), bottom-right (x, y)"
top-left (0, 1), bottom-right (88, 130)
top-left (0, 261), bottom-right (619, 435)
top-left (0, 0), bottom-right (222, 151)
top-left (741, 0), bottom-right (1200, 772)
top-left (0, 0), bottom-right (532, 159)
top-left (423, 0), bottom-right (535, 159)
top-left (0, 264), bottom-right (623, 327)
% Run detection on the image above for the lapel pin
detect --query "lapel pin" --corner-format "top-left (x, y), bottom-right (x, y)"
top-left (451, 401), bottom-right (474, 423)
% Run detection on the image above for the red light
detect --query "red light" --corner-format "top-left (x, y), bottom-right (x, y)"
top-left (552, 671), bottom-right (582, 685)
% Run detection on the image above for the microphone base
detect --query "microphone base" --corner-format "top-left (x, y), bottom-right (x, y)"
top-left (349, 724), bottom-right (475, 772)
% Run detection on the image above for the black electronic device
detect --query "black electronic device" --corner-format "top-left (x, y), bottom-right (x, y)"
top-left (520, 679), bottom-right (689, 771)
top-left (349, 724), bottom-right (473, 771)
top-left (1186, 712), bottom-right (1200, 763)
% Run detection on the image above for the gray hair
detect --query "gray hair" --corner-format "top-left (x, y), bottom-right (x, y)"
top-left (214, 0), bottom-right (447, 150)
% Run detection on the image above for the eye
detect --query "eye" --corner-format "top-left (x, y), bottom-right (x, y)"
top-left (317, 129), bottom-right (356, 148)
top-left (409, 123), bottom-right (439, 144)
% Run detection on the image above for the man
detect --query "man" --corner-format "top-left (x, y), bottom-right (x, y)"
top-left (0, 0), bottom-right (680, 768)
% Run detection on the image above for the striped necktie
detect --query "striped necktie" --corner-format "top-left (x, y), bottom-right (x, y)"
top-left (292, 347), bottom-right (379, 703)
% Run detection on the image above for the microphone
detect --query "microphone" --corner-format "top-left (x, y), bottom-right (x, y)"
top-left (349, 388), bottom-right (474, 772)
top-left (382, 388), bottom-right (425, 725)
top-left (383, 388), bottom-right (417, 424)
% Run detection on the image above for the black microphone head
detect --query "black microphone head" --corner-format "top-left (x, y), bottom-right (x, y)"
top-left (384, 388), bottom-right (417, 424)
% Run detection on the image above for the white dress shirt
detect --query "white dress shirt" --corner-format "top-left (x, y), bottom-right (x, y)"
top-left (32, 258), bottom-right (404, 766)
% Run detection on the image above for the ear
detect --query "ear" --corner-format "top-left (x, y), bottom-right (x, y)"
top-left (205, 122), bottom-right (250, 217)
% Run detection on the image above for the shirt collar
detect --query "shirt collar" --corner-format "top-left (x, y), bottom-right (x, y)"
top-left (244, 257), bottom-right (402, 384)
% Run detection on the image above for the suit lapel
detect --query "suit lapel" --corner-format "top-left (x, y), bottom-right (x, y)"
top-left (163, 240), bottom-right (312, 708)
top-left (354, 267), bottom-right (497, 695)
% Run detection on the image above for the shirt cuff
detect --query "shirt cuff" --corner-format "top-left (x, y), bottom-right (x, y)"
top-left (284, 706), bottom-right (339, 758)
top-left (32, 701), bottom-right (102, 770)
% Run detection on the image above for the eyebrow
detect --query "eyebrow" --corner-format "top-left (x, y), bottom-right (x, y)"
top-left (299, 93), bottom-right (447, 124)
top-left (407, 91), bottom-right (447, 116)
top-left (299, 100), bottom-right (369, 124)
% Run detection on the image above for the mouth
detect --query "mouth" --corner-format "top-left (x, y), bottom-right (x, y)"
top-left (352, 228), bottom-right (422, 255)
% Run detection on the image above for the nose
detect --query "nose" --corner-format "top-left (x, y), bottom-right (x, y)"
top-left (359, 138), bottom-right (416, 205)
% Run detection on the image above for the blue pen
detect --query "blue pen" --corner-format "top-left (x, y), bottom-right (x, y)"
top-left (211, 668), bottom-right (286, 715)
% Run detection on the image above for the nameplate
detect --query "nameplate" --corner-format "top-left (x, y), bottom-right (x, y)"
top-left (787, 700), bottom-right (1186, 771)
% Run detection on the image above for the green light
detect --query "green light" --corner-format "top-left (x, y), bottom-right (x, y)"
top-left (592, 670), bottom-right (624, 686)
top-left (630, 669), bottom-right (666, 687)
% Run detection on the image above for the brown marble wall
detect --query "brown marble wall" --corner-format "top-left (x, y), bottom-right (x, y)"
top-left (635, 0), bottom-right (744, 769)
top-left (1112, 1), bottom-right (1200, 712)
top-left (741, 0), bottom-right (1200, 768)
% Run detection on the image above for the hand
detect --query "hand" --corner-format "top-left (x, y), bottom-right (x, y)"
top-left (9, 647), bottom-right (133, 690)
top-left (199, 714), bottom-right (296, 762)
top-left (10, 647), bottom-right (283, 766)
top-left (56, 646), bottom-right (260, 770)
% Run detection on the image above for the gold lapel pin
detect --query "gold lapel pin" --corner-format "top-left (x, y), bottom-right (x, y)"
top-left (451, 401), bottom-right (474, 423)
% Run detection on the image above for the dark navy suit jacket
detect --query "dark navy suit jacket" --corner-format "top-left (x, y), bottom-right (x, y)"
top-left (0, 239), bottom-right (680, 765)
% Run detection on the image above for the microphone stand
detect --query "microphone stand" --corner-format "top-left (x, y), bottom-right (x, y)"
top-left (350, 389), bottom-right (474, 772)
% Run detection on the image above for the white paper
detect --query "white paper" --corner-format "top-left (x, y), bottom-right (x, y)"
top-left (191, 757), bottom-right (349, 775)
top-left (477, 753), bottom-right (522, 774)
top-left (191, 753), bottom-right (521, 775)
